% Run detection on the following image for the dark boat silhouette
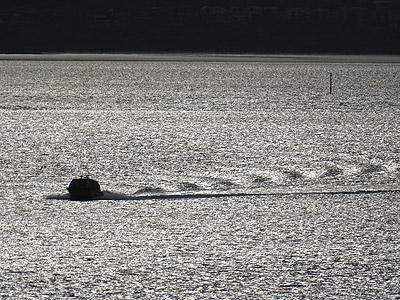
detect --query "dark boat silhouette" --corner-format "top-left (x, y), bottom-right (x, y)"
top-left (67, 177), bottom-right (103, 200)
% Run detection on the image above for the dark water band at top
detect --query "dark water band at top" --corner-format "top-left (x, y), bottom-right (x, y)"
top-left (47, 185), bottom-right (400, 201)
top-left (2, 54), bottom-right (400, 63)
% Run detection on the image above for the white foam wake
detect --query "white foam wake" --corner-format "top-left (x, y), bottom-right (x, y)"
top-left (46, 185), bottom-right (400, 201)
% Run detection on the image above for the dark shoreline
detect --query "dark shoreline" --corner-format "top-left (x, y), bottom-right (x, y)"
top-left (2, 0), bottom-right (400, 55)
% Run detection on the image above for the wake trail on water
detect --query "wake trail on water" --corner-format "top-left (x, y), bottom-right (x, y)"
top-left (46, 185), bottom-right (400, 201)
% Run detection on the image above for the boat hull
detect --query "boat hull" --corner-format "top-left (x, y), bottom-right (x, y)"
top-left (68, 188), bottom-right (103, 200)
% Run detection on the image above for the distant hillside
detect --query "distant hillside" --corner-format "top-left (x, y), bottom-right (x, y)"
top-left (1, 0), bottom-right (399, 53)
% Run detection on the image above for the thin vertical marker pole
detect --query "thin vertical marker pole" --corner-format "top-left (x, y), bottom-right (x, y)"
top-left (329, 72), bottom-right (333, 95)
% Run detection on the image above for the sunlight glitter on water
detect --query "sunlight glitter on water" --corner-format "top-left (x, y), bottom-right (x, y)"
top-left (0, 55), bottom-right (400, 298)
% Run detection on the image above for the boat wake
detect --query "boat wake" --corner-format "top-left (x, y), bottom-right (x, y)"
top-left (46, 185), bottom-right (400, 201)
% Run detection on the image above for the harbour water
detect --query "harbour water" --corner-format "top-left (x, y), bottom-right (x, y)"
top-left (0, 54), bottom-right (399, 299)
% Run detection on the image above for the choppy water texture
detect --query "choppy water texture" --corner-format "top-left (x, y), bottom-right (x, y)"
top-left (1, 54), bottom-right (400, 299)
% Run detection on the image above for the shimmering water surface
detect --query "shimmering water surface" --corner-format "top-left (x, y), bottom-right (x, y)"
top-left (1, 54), bottom-right (400, 299)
